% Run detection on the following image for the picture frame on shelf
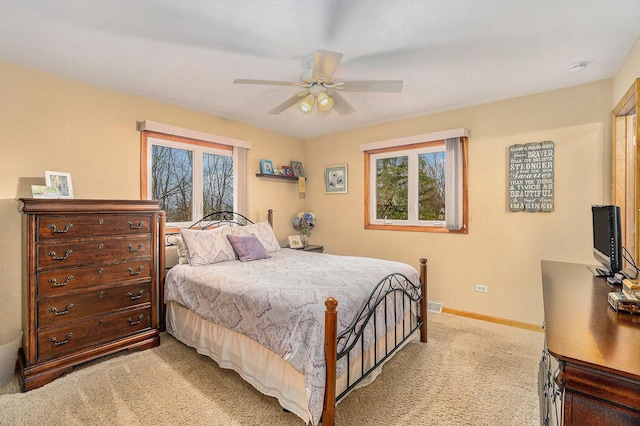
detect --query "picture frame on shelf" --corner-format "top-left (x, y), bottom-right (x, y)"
top-left (325, 164), bottom-right (348, 194)
top-left (288, 235), bottom-right (302, 249)
top-left (291, 161), bottom-right (305, 177)
top-left (260, 159), bottom-right (274, 175)
top-left (45, 171), bottom-right (74, 198)
top-left (282, 165), bottom-right (293, 177)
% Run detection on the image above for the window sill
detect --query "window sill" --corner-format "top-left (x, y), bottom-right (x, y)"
top-left (365, 223), bottom-right (468, 233)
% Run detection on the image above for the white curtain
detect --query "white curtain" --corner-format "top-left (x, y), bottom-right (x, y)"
top-left (233, 146), bottom-right (247, 215)
top-left (445, 137), bottom-right (463, 230)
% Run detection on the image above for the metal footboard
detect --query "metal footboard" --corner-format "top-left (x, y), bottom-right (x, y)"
top-left (335, 272), bottom-right (424, 401)
top-left (322, 257), bottom-right (427, 426)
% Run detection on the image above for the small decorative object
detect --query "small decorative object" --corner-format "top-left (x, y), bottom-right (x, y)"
top-left (31, 185), bottom-right (59, 198)
top-left (288, 235), bottom-right (302, 249)
top-left (292, 211), bottom-right (315, 247)
top-left (291, 161), bottom-right (305, 177)
top-left (260, 159), bottom-right (274, 175)
top-left (274, 168), bottom-right (280, 175)
top-left (325, 164), bottom-right (348, 194)
top-left (45, 171), bottom-right (74, 199)
top-left (282, 165), bottom-right (293, 177)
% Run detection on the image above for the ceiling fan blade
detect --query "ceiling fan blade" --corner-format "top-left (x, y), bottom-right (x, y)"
top-left (330, 91), bottom-right (355, 115)
top-left (268, 92), bottom-right (306, 115)
top-left (338, 80), bottom-right (403, 93)
top-left (311, 50), bottom-right (343, 82)
top-left (234, 78), bottom-right (298, 87)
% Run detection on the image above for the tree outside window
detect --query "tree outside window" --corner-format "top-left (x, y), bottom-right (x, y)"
top-left (365, 136), bottom-right (467, 233)
top-left (147, 138), bottom-right (234, 225)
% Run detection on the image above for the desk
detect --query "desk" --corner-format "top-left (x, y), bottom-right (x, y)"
top-left (540, 261), bottom-right (640, 425)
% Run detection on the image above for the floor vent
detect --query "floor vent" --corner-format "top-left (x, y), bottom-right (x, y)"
top-left (427, 301), bottom-right (443, 313)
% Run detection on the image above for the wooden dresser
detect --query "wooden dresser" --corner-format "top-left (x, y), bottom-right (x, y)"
top-left (540, 261), bottom-right (640, 425)
top-left (18, 199), bottom-right (165, 391)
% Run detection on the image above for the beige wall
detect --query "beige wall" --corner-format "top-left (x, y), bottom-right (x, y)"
top-left (2, 34), bottom-right (639, 340)
top-left (303, 81), bottom-right (612, 325)
top-left (0, 60), bottom-right (304, 337)
top-left (613, 34), bottom-right (640, 105)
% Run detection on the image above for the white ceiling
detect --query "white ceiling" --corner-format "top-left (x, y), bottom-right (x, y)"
top-left (1, 1), bottom-right (640, 139)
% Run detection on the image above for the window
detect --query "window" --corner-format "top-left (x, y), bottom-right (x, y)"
top-left (140, 121), bottom-right (250, 227)
top-left (363, 130), bottom-right (468, 233)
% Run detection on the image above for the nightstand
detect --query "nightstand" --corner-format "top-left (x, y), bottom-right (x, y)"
top-left (289, 244), bottom-right (324, 253)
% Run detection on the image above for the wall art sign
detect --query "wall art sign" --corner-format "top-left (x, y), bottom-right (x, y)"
top-left (508, 141), bottom-right (554, 212)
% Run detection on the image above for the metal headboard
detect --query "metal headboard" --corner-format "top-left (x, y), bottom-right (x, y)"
top-left (188, 211), bottom-right (254, 230)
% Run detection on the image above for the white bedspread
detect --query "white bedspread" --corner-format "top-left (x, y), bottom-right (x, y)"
top-left (164, 249), bottom-right (420, 425)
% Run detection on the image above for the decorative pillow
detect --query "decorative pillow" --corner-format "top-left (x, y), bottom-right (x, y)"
top-left (232, 221), bottom-right (281, 253)
top-left (227, 234), bottom-right (270, 262)
top-left (180, 226), bottom-right (236, 266)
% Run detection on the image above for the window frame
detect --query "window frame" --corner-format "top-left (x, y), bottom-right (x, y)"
top-left (364, 136), bottom-right (469, 234)
top-left (140, 130), bottom-right (240, 229)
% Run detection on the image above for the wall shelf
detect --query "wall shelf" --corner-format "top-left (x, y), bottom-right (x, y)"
top-left (255, 173), bottom-right (305, 182)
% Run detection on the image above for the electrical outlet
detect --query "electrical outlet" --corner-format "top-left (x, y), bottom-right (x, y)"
top-left (475, 284), bottom-right (488, 293)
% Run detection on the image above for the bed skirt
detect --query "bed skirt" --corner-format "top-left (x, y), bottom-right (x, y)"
top-left (166, 301), bottom-right (418, 424)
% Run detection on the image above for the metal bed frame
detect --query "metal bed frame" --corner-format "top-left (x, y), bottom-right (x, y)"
top-left (159, 209), bottom-right (427, 426)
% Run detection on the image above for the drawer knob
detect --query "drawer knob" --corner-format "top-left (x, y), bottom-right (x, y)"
top-left (128, 221), bottom-right (144, 229)
top-left (50, 332), bottom-right (73, 346)
top-left (127, 315), bottom-right (144, 326)
top-left (99, 218), bottom-right (104, 225)
top-left (98, 243), bottom-right (104, 249)
top-left (49, 275), bottom-right (73, 287)
top-left (49, 303), bottom-right (73, 316)
top-left (48, 250), bottom-right (73, 261)
top-left (127, 290), bottom-right (144, 301)
top-left (127, 243), bottom-right (144, 253)
top-left (126, 266), bottom-right (144, 276)
top-left (48, 223), bottom-right (73, 234)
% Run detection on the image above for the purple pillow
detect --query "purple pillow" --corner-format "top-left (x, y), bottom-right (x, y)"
top-left (227, 234), bottom-right (269, 262)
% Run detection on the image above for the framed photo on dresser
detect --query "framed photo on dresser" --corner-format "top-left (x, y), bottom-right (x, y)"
top-left (45, 171), bottom-right (74, 198)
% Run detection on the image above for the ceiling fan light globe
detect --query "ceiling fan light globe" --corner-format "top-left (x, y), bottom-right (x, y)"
top-left (299, 94), bottom-right (315, 113)
top-left (317, 92), bottom-right (330, 107)
top-left (318, 96), bottom-right (334, 112)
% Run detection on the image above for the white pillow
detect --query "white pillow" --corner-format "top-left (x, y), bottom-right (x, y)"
top-left (232, 221), bottom-right (281, 253)
top-left (180, 226), bottom-right (236, 266)
top-left (167, 234), bottom-right (189, 264)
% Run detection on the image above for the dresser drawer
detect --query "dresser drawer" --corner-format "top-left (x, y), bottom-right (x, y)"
top-left (37, 307), bottom-right (152, 361)
top-left (37, 235), bottom-right (151, 269)
top-left (38, 282), bottom-right (152, 329)
top-left (37, 260), bottom-right (152, 296)
top-left (37, 214), bottom-right (152, 241)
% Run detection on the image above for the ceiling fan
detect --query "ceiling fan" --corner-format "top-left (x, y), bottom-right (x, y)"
top-left (233, 49), bottom-right (403, 115)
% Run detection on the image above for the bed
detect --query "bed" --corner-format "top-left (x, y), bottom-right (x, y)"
top-left (159, 210), bottom-right (427, 425)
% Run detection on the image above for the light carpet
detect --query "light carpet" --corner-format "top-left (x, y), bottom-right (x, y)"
top-left (0, 313), bottom-right (543, 425)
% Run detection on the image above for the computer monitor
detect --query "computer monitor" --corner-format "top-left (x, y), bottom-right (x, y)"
top-left (591, 205), bottom-right (623, 277)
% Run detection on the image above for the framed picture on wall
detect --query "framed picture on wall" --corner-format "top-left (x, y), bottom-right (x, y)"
top-left (45, 171), bottom-right (74, 199)
top-left (325, 164), bottom-right (348, 194)
top-left (260, 159), bottom-right (274, 175)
